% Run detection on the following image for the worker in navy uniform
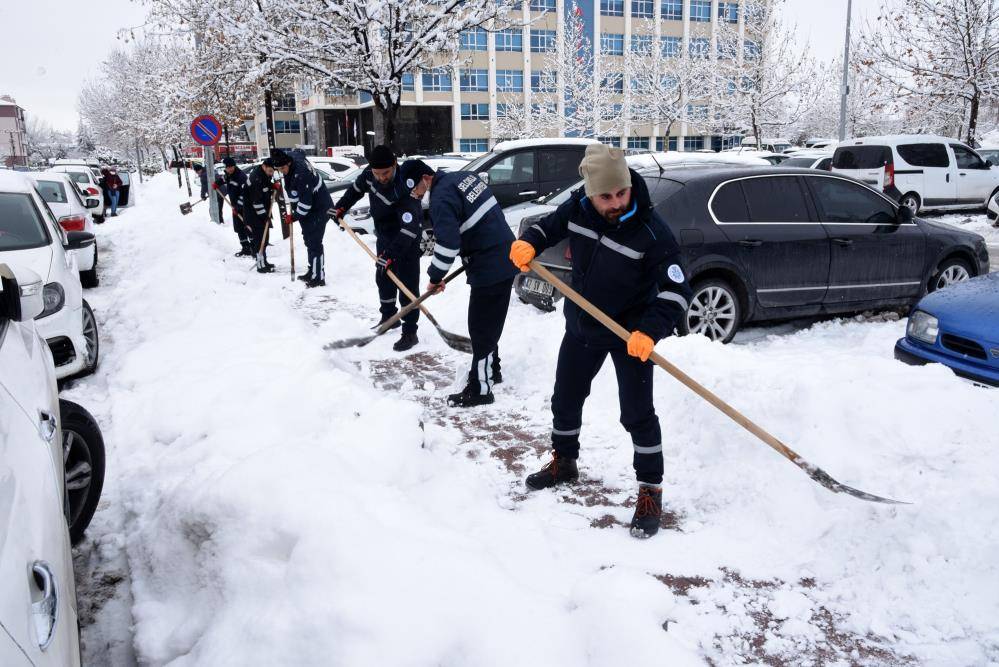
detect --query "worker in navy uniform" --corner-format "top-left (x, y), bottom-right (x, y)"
top-left (271, 149), bottom-right (333, 288)
top-left (219, 157), bottom-right (252, 257)
top-left (509, 143), bottom-right (693, 539)
top-left (333, 146), bottom-right (425, 352)
top-left (192, 163), bottom-right (209, 200)
top-left (408, 167), bottom-right (518, 407)
top-left (242, 157), bottom-right (278, 274)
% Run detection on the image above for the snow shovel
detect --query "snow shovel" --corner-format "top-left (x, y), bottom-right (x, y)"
top-left (337, 217), bottom-right (473, 354)
top-left (326, 266), bottom-right (466, 350)
top-left (178, 198), bottom-right (206, 215)
top-left (530, 261), bottom-right (906, 505)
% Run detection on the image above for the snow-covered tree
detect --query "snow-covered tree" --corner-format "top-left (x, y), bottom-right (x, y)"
top-left (712, 0), bottom-right (821, 146)
top-left (856, 0), bottom-right (999, 144)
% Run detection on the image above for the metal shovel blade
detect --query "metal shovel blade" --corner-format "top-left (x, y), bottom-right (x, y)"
top-left (179, 202), bottom-right (192, 215)
top-left (796, 459), bottom-right (908, 505)
top-left (324, 334), bottom-right (378, 351)
top-left (437, 328), bottom-right (473, 354)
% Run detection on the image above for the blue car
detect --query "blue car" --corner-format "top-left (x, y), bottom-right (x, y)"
top-left (895, 272), bottom-right (999, 386)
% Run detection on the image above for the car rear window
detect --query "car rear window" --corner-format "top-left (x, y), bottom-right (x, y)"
top-left (781, 157), bottom-right (818, 168)
top-left (0, 192), bottom-right (50, 251)
top-left (66, 171), bottom-right (91, 185)
top-left (896, 143), bottom-right (949, 168)
top-left (711, 180), bottom-right (749, 222)
top-left (832, 145), bottom-right (892, 170)
top-left (35, 180), bottom-right (68, 203)
top-left (742, 176), bottom-right (810, 223)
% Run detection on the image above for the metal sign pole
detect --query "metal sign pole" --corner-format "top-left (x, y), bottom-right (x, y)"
top-left (205, 145), bottom-right (220, 224)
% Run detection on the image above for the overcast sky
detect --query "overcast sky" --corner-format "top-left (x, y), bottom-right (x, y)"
top-left (1, 0), bottom-right (896, 132)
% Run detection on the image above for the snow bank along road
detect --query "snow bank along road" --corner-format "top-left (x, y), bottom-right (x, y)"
top-left (64, 174), bottom-right (999, 666)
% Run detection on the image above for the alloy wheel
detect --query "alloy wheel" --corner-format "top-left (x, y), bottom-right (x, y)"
top-left (82, 305), bottom-right (98, 368)
top-left (935, 264), bottom-right (970, 290)
top-left (63, 429), bottom-right (94, 528)
top-left (687, 285), bottom-right (737, 341)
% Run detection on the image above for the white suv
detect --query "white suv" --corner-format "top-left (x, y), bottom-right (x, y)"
top-left (831, 135), bottom-right (999, 214)
top-left (0, 171), bottom-right (99, 380)
top-left (27, 172), bottom-right (100, 288)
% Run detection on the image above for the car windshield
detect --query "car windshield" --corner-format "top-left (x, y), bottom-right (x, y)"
top-left (0, 192), bottom-right (50, 251)
top-left (67, 171), bottom-right (91, 185)
top-left (539, 179), bottom-right (582, 205)
top-left (463, 152), bottom-right (494, 174)
top-left (35, 179), bottom-right (69, 204)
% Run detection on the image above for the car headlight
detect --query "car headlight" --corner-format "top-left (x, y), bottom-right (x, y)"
top-left (353, 206), bottom-right (371, 220)
top-left (907, 310), bottom-right (939, 345)
top-left (36, 283), bottom-right (65, 320)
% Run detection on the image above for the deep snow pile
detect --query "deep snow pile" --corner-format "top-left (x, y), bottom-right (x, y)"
top-left (70, 173), bottom-right (999, 666)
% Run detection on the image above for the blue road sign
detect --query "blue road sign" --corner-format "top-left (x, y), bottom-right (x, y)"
top-left (190, 114), bottom-right (222, 146)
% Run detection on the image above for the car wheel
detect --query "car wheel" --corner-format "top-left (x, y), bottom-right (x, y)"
top-left (81, 300), bottom-right (100, 374)
top-left (686, 279), bottom-right (741, 344)
top-left (420, 228), bottom-right (436, 257)
top-left (80, 246), bottom-right (99, 288)
top-left (930, 257), bottom-right (972, 292)
top-left (59, 399), bottom-right (106, 545)
top-left (898, 192), bottom-right (920, 215)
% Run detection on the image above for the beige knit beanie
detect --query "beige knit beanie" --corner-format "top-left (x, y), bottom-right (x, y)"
top-left (579, 143), bottom-right (632, 197)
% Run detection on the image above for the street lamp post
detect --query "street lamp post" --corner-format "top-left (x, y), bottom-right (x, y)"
top-left (838, 0), bottom-right (853, 142)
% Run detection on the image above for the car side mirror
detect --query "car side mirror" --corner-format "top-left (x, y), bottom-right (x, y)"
top-left (64, 231), bottom-right (96, 251)
top-left (0, 264), bottom-right (45, 322)
top-left (85, 197), bottom-right (100, 209)
top-left (896, 205), bottom-right (914, 224)
top-left (478, 171), bottom-right (490, 184)
top-left (987, 159), bottom-right (994, 168)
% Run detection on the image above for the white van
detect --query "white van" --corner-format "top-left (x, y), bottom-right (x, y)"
top-left (831, 135), bottom-right (999, 214)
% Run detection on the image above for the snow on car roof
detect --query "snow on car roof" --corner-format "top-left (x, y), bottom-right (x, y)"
top-left (0, 170), bottom-right (35, 193)
top-left (492, 137), bottom-right (599, 153)
top-left (838, 134), bottom-right (967, 145)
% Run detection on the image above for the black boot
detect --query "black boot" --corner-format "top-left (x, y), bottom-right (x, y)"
top-left (235, 246), bottom-right (254, 258)
top-left (304, 277), bottom-right (326, 288)
top-left (629, 485), bottom-right (663, 539)
top-left (257, 264), bottom-right (275, 274)
top-left (446, 382), bottom-right (494, 408)
top-left (297, 271), bottom-right (311, 282)
top-left (525, 452), bottom-right (578, 490)
top-left (393, 331), bottom-right (418, 352)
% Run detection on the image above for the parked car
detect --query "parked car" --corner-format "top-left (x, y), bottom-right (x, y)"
top-left (462, 138), bottom-right (599, 207)
top-left (738, 137), bottom-right (792, 153)
top-left (307, 156), bottom-right (360, 179)
top-left (101, 167), bottom-right (133, 209)
top-left (515, 167), bottom-right (990, 342)
top-left (27, 172), bottom-right (100, 288)
top-left (831, 135), bottom-right (999, 215)
top-left (895, 272), bottom-right (999, 387)
top-left (977, 147), bottom-right (999, 166)
top-left (0, 171), bottom-right (100, 380)
top-left (0, 263), bottom-right (105, 666)
top-left (779, 151), bottom-right (833, 170)
top-left (721, 148), bottom-right (790, 165)
top-left (48, 165), bottom-right (106, 222)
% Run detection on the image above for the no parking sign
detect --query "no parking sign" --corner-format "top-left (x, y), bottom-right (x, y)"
top-left (190, 114), bottom-right (222, 146)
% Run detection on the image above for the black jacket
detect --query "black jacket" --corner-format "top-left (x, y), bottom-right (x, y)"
top-left (284, 157), bottom-right (333, 224)
top-left (427, 171), bottom-right (517, 287)
top-left (334, 161), bottom-right (424, 259)
top-left (243, 165), bottom-right (275, 226)
top-left (518, 169), bottom-right (692, 347)
top-left (223, 168), bottom-right (248, 209)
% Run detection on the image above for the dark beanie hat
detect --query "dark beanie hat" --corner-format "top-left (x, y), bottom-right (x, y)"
top-left (192, 163), bottom-right (204, 171)
top-left (399, 159), bottom-right (435, 186)
top-left (369, 145), bottom-right (396, 169)
top-left (261, 157), bottom-right (275, 168)
top-left (222, 157), bottom-right (237, 167)
top-left (270, 149), bottom-right (292, 167)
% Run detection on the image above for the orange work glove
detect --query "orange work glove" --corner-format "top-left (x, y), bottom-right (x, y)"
top-left (627, 331), bottom-right (655, 362)
top-left (509, 240), bottom-right (536, 272)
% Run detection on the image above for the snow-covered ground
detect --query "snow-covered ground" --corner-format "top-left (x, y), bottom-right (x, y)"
top-left (65, 173), bottom-right (999, 666)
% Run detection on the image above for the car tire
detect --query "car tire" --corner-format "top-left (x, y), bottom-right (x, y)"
top-left (685, 278), bottom-right (742, 344)
top-left (80, 246), bottom-right (99, 288)
top-left (80, 299), bottom-right (100, 375)
top-left (929, 257), bottom-right (973, 292)
top-left (898, 192), bottom-right (921, 215)
top-left (420, 228), bottom-right (436, 257)
top-left (59, 399), bottom-right (106, 545)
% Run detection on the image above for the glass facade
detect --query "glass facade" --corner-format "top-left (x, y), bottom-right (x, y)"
top-left (496, 29), bottom-right (523, 52)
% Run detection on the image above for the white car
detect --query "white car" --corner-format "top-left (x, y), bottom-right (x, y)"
top-left (778, 151), bottom-right (833, 171)
top-left (831, 135), bottom-right (999, 214)
top-left (0, 263), bottom-right (104, 667)
top-left (48, 165), bottom-right (106, 222)
top-left (0, 171), bottom-right (99, 380)
top-left (27, 172), bottom-right (100, 288)
top-left (307, 156), bottom-right (359, 179)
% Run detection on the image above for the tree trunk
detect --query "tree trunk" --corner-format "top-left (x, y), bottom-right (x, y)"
top-left (263, 88), bottom-right (277, 155)
top-left (966, 91), bottom-right (980, 145)
top-left (376, 103), bottom-right (400, 153)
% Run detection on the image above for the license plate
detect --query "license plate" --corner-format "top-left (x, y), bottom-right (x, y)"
top-left (522, 276), bottom-right (554, 297)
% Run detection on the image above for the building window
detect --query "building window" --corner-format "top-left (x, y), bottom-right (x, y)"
top-left (422, 68), bottom-right (452, 92)
top-left (689, 37), bottom-right (711, 58)
top-left (627, 137), bottom-right (650, 150)
top-left (530, 0), bottom-right (556, 12)
top-left (460, 28), bottom-right (487, 51)
top-left (630, 34), bottom-right (653, 53)
top-left (460, 103), bottom-right (490, 121)
top-left (690, 0), bottom-right (711, 21)
top-left (661, 36), bottom-right (680, 58)
top-left (631, 0), bottom-right (653, 18)
top-left (669, 137), bottom-right (679, 151)
top-left (744, 40), bottom-right (761, 61)
top-left (661, 0), bottom-right (682, 20)
top-left (273, 94), bottom-right (296, 111)
top-left (602, 74), bottom-right (624, 93)
top-left (496, 29), bottom-right (523, 52)
top-left (718, 2), bottom-right (739, 23)
top-left (460, 138), bottom-right (488, 152)
top-left (684, 136), bottom-right (704, 151)
top-left (460, 69), bottom-right (489, 92)
top-left (496, 69), bottom-right (524, 92)
top-left (402, 72), bottom-right (414, 92)
top-left (531, 102), bottom-right (557, 115)
top-left (600, 33), bottom-right (624, 56)
top-left (495, 103), bottom-right (510, 118)
top-left (598, 136), bottom-right (620, 147)
top-left (530, 29), bottom-right (556, 52)
top-left (656, 137), bottom-right (667, 151)
top-left (686, 104), bottom-right (708, 122)
top-left (531, 71), bottom-right (557, 93)
top-left (600, 0), bottom-right (624, 16)
top-left (274, 120), bottom-right (301, 134)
